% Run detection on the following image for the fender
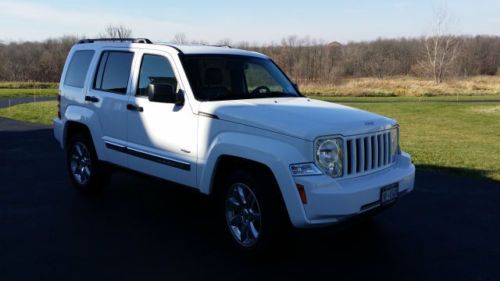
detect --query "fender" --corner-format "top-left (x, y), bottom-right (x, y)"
top-left (198, 131), bottom-right (311, 226)
top-left (63, 105), bottom-right (107, 161)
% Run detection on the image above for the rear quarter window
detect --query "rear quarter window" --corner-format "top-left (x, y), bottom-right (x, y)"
top-left (64, 50), bottom-right (95, 88)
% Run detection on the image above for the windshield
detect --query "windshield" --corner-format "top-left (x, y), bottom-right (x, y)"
top-left (181, 55), bottom-right (300, 101)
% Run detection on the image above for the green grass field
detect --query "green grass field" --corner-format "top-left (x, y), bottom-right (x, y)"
top-left (0, 88), bottom-right (58, 98)
top-left (343, 102), bottom-right (500, 182)
top-left (0, 100), bottom-right (57, 125)
top-left (0, 99), bottom-right (498, 182)
top-left (0, 82), bottom-right (58, 98)
top-left (0, 82), bottom-right (58, 89)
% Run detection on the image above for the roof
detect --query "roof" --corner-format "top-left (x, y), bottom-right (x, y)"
top-left (75, 39), bottom-right (267, 59)
top-left (159, 44), bottom-right (268, 58)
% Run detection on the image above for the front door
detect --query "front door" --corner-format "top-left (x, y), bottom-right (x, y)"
top-left (126, 51), bottom-right (197, 187)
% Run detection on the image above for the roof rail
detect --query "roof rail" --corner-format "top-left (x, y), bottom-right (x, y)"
top-left (201, 43), bottom-right (232, 48)
top-left (163, 44), bottom-right (184, 54)
top-left (77, 38), bottom-right (152, 44)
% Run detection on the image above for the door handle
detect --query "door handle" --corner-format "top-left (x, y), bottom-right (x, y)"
top-left (85, 96), bottom-right (99, 103)
top-left (127, 104), bottom-right (144, 112)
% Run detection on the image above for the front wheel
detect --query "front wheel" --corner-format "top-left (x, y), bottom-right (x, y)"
top-left (225, 182), bottom-right (263, 249)
top-left (221, 169), bottom-right (289, 253)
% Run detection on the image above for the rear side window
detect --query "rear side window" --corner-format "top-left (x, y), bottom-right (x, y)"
top-left (94, 51), bottom-right (134, 94)
top-left (64, 50), bottom-right (95, 88)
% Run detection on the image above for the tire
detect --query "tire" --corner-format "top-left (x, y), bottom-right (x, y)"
top-left (66, 132), bottom-right (108, 193)
top-left (220, 168), bottom-right (289, 253)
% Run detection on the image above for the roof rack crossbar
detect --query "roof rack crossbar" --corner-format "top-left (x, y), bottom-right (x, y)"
top-left (78, 38), bottom-right (152, 44)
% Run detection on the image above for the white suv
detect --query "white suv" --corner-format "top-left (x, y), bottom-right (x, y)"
top-left (53, 38), bottom-right (415, 251)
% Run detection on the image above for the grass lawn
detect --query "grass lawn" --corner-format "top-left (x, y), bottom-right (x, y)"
top-left (0, 81), bottom-right (58, 89)
top-left (0, 82), bottom-right (58, 98)
top-left (0, 99), bottom-right (498, 182)
top-left (341, 102), bottom-right (500, 182)
top-left (0, 101), bottom-right (57, 125)
top-left (0, 88), bottom-right (58, 98)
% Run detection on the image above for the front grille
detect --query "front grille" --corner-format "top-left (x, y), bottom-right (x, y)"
top-left (344, 131), bottom-right (394, 177)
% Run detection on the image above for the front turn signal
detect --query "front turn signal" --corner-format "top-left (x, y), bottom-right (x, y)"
top-left (296, 184), bottom-right (307, 204)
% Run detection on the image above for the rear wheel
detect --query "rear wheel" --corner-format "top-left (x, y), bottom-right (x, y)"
top-left (66, 132), bottom-right (108, 193)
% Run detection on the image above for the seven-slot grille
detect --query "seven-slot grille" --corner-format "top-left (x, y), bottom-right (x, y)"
top-left (344, 131), bottom-right (394, 177)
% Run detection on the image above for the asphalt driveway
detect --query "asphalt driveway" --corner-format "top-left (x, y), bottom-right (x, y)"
top-left (0, 117), bottom-right (499, 281)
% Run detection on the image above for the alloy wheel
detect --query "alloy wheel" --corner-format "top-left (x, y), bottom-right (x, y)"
top-left (225, 182), bottom-right (262, 248)
top-left (70, 142), bottom-right (92, 185)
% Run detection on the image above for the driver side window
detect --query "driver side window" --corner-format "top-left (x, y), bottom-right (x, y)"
top-left (137, 54), bottom-right (178, 96)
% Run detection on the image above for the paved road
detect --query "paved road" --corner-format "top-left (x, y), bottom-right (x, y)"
top-left (1, 117), bottom-right (499, 281)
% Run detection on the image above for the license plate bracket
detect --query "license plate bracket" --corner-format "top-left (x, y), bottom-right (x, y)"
top-left (380, 183), bottom-right (399, 205)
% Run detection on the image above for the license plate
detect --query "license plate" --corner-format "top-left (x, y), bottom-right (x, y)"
top-left (380, 184), bottom-right (399, 205)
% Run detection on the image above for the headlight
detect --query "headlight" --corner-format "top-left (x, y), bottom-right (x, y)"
top-left (314, 137), bottom-right (344, 178)
top-left (391, 125), bottom-right (400, 158)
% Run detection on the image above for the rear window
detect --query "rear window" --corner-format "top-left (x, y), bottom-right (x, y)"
top-left (94, 51), bottom-right (134, 94)
top-left (64, 50), bottom-right (95, 88)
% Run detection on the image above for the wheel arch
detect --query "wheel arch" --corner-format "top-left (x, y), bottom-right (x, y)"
top-left (211, 155), bottom-right (279, 197)
top-left (62, 105), bottom-right (105, 161)
top-left (211, 155), bottom-right (292, 227)
top-left (65, 121), bottom-right (93, 146)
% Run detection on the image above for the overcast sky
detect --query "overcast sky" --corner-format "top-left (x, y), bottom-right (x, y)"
top-left (1, 0), bottom-right (499, 44)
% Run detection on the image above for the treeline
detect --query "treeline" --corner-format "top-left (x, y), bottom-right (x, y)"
top-left (248, 35), bottom-right (500, 83)
top-left (0, 37), bottom-right (76, 82)
top-left (0, 35), bottom-right (499, 83)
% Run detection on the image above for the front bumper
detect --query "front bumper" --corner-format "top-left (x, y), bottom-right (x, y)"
top-left (293, 152), bottom-right (415, 227)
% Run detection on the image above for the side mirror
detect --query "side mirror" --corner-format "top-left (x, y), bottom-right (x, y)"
top-left (147, 83), bottom-right (184, 105)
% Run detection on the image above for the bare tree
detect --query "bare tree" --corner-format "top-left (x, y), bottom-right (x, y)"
top-left (100, 25), bottom-right (133, 38)
top-left (216, 38), bottom-right (233, 47)
top-left (172, 33), bottom-right (188, 44)
top-left (418, 3), bottom-right (461, 83)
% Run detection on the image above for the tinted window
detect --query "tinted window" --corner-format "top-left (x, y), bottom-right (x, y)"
top-left (245, 62), bottom-right (282, 93)
top-left (64, 50), bottom-right (95, 88)
top-left (137, 54), bottom-right (177, 96)
top-left (182, 55), bottom-right (298, 101)
top-left (94, 51), bottom-right (134, 94)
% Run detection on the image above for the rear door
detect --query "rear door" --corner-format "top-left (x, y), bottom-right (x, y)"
top-left (86, 49), bottom-right (135, 167)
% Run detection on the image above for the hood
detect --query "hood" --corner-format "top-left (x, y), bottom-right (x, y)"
top-left (198, 97), bottom-right (395, 141)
